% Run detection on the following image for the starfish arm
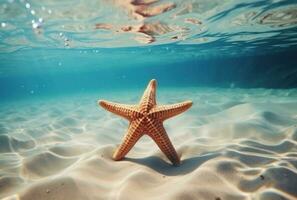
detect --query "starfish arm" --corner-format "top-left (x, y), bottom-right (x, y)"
top-left (98, 100), bottom-right (140, 120)
top-left (146, 119), bottom-right (180, 165)
top-left (113, 119), bottom-right (144, 160)
top-left (150, 100), bottom-right (193, 121)
top-left (139, 79), bottom-right (157, 112)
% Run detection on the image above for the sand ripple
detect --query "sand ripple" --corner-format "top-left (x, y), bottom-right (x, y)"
top-left (0, 89), bottom-right (296, 199)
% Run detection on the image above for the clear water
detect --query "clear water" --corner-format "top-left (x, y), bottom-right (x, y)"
top-left (1, 1), bottom-right (297, 199)
top-left (1, 0), bottom-right (297, 102)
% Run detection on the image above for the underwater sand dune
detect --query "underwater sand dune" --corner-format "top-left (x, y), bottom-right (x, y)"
top-left (0, 88), bottom-right (297, 200)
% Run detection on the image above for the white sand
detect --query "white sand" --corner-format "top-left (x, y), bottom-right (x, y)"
top-left (0, 88), bottom-right (297, 200)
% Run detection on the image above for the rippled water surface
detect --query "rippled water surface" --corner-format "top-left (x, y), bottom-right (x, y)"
top-left (1, 0), bottom-right (297, 54)
top-left (0, 0), bottom-right (297, 99)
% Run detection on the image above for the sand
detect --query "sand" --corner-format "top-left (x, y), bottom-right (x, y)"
top-left (0, 88), bottom-right (297, 200)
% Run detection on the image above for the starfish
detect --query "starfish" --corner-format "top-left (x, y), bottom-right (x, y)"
top-left (98, 79), bottom-right (192, 165)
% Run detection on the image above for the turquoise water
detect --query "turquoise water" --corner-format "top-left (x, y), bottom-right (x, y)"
top-left (1, 0), bottom-right (297, 102)
top-left (1, 1), bottom-right (297, 199)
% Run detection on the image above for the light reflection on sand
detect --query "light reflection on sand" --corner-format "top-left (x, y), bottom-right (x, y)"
top-left (0, 88), bottom-right (296, 199)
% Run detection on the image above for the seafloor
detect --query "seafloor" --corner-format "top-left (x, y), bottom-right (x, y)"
top-left (0, 88), bottom-right (297, 200)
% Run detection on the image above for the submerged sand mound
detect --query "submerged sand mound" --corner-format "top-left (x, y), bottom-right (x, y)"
top-left (0, 135), bottom-right (35, 153)
top-left (0, 88), bottom-right (296, 200)
top-left (21, 152), bottom-right (78, 179)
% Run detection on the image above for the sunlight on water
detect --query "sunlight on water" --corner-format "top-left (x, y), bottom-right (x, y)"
top-left (0, 0), bottom-right (297, 55)
top-left (0, 0), bottom-right (297, 98)
top-left (0, 1), bottom-right (297, 200)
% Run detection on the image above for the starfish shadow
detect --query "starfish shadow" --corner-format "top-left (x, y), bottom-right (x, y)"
top-left (125, 152), bottom-right (220, 176)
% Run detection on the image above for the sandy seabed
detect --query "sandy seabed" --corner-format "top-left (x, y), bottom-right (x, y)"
top-left (0, 88), bottom-right (297, 200)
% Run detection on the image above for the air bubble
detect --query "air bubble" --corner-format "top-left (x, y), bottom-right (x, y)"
top-left (30, 10), bottom-right (35, 15)
top-left (58, 62), bottom-right (62, 66)
top-left (48, 9), bottom-right (52, 14)
top-left (1, 22), bottom-right (6, 28)
top-left (230, 82), bottom-right (235, 88)
top-left (59, 32), bottom-right (63, 37)
top-left (30, 90), bottom-right (34, 94)
top-left (32, 20), bottom-right (42, 29)
top-left (25, 3), bottom-right (30, 9)
top-left (41, 6), bottom-right (46, 11)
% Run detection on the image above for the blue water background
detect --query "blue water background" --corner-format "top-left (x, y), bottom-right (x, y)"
top-left (1, 45), bottom-right (297, 102)
top-left (1, 0), bottom-right (297, 101)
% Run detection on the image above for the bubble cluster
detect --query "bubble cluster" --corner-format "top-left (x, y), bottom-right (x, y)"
top-left (31, 18), bottom-right (43, 29)
top-left (58, 32), bottom-right (70, 47)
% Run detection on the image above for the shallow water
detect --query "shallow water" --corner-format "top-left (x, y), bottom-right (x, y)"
top-left (1, 88), bottom-right (297, 199)
top-left (0, 0), bottom-right (297, 200)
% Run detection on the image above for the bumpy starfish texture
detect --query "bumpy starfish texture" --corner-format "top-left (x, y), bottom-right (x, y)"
top-left (98, 79), bottom-right (192, 165)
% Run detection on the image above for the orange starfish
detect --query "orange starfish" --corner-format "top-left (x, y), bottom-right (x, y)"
top-left (98, 79), bottom-right (192, 165)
